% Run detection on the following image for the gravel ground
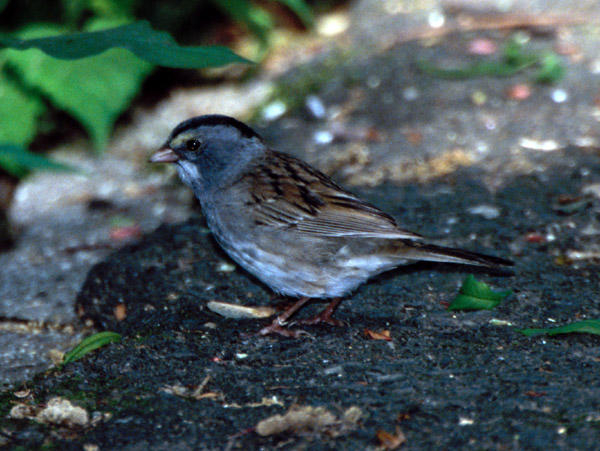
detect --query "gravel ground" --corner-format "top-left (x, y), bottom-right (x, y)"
top-left (2, 0), bottom-right (600, 449)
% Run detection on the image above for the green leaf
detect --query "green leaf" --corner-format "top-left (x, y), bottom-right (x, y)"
top-left (535, 52), bottom-right (565, 83)
top-left (447, 275), bottom-right (512, 311)
top-left (0, 144), bottom-right (75, 178)
top-left (5, 21), bottom-right (153, 149)
top-left (62, 331), bottom-right (122, 365)
top-left (517, 320), bottom-right (600, 337)
top-left (0, 20), bottom-right (251, 68)
top-left (213, 0), bottom-right (274, 45)
top-left (0, 71), bottom-right (46, 146)
top-left (273, 0), bottom-right (314, 27)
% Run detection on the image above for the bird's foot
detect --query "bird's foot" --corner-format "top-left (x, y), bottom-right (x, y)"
top-left (257, 319), bottom-right (313, 338)
top-left (296, 298), bottom-right (345, 327)
top-left (296, 312), bottom-right (346, 327)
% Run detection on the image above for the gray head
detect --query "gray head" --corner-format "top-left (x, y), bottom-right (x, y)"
top-left (150, 114), bottom-right (265, 192)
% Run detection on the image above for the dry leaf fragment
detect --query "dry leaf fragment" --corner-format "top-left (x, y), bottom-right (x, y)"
top-left (376, 427), bottom-right (406, 449)
top-left (525, 390), bottom-right (547, 398)
top-left (364, 329), bottom-right (392, 341)
top-left (207, 301), bottom-right (276, 319)
top-left (256, 406), bottom-right (335, 436)
top-left (114, 303), bottom-right (127, 321)
top-left (8, 403), bottom-right (36, 420)
top-left (256, 405), bottom-right (362, 438)
top-left (14, 389), bottom-right (31, 399)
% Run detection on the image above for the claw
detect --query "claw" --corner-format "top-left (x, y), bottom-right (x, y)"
top-left (296, 298), bottom-right (345, 327)
top-left (258, 321), bottom-right (313, 338)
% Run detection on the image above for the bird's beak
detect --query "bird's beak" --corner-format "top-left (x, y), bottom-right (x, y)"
top-left (149, 145), bottom-right (179, 163)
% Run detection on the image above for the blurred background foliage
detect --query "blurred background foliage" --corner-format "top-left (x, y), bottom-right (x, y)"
top-left (0, 0), bottom-right (336, 177)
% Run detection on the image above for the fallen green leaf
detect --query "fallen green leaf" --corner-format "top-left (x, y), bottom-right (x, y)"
top-left (448, 274), bottom-right (512, 311)
top-left (0, 20), bottom-right (250, 68)
top-left (535, 52), bottom-right (565, 83)
top-left (0, 144), bottom-right (75, 178)
top-left (518, 320), bottom-right (600, 337)
top-left (62, 331), bottom-right (122, 366)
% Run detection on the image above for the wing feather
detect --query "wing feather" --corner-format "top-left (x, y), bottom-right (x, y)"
top-left (244, 151), bottom-right (422, 240)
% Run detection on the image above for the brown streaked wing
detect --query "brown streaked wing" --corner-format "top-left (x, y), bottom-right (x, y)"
top-left (245, 150), bottom-right (422, 240)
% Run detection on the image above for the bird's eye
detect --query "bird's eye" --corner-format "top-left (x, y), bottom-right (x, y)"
top-left (185, 139), bottom-right (201, 151)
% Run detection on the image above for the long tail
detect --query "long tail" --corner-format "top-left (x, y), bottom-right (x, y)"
top-left (395, 240), bottom-right (514, 268)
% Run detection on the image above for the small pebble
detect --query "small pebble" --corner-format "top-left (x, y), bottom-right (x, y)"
top-left (467, 204), bottom-right (500, 219)
top-left (216, 261), bottom-right (236, 273)
top-left (458, 417), bottom-right (474, 426)
top-left (551, 89), bottom-right (568, 103)
top-left (109, 225), bottom-right (142, 242)
top-left (574, 136), bottom-right (596, 148)
top-left (366, 75), bottom-right (381, 89)
top-left (519, 137), bottom-right (559, 152)
top-left (589, 59), bottom-right (600, 74)
top-left (402, 86), bottom-right (419, 101)
top-left (305, 95), bottom-right (326, 119)
top-left (484, 118), bottom-right (496, 130)
top-left (428, 10), bottom-right (445, 28)
top-left (314, 130), bottom-right (334, 145)
top-left (262, 101), bottom-right (286, 121)
top-left (507, 84), bottom-right (531, 100)
top-left (316, 13), bottom-right (349, 36)
top-left (468, 38), bottom-right (497, 55)
top-left (471, 90), bottom-right (486, 106)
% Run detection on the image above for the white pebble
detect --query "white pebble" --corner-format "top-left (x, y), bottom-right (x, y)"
top-left (467, 204), bottom-right (500, 219)
top-left (314, 130), bottom-right (334, 145)
top-left (551, 89), bottom-right (568, 103)
top-left (305, 95), bottom-right (326, 119)
top-left (428, 10), bottom-right (445, 28)
top-left (402, 86), bottom-right (419, 101)
top-left (262, 101), bottom-right (286, 121)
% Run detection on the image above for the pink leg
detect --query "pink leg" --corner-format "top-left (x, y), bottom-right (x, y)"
top-left (258, 297), bottom-right (312, 337)
top-left (296, 298), bottom-right (345, 327)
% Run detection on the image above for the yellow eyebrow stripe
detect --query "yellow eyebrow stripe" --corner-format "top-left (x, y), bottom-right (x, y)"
top-left (170, 132), bottom-right (196, 148)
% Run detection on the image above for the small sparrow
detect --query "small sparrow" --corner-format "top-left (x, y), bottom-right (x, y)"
top-left (150, 115), bottom-right (512, 337)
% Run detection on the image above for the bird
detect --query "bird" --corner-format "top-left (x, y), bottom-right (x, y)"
top-left (150, 114), bottom-right (513, 337)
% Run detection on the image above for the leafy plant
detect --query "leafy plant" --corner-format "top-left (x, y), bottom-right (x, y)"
top-left (0, 0), bottom-right (313, 176)
top-left (0, 20), bottom-right (248, 176)
top-left (447, 275), bottom-right (512, 311)
top-left (1, 20), bottom-right (247, 150)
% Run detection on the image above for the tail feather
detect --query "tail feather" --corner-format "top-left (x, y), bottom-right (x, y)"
top-left (397, 240), bottom-right (514, 268)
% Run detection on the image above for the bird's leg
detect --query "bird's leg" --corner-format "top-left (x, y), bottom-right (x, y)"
top-left (297, 298), bottom-right (345, 327)
top-left (258, 297), bottom-right (312, 337)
